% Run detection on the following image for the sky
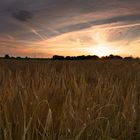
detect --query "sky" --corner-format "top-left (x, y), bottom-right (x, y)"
top-left (0, 0), bottom-right (140, 58)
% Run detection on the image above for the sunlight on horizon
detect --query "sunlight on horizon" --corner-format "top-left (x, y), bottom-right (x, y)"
top-left (87, 43), bottom-right (116, 57)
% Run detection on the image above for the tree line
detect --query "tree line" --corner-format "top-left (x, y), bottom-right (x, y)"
top-left (1, 54), bottom-right (137, 60)
top-left (52, 55), bottom-right (137, 60)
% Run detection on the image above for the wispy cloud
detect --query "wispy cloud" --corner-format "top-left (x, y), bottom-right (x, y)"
top-left (0, 0), bottom-right (140, 57)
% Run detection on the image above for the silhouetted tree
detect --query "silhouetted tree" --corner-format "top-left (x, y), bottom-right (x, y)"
top-left (102, 54), bottom-right (123, 60)
top-left (16, 56), bottom-right (21, 59)
top-left (109, 54), bottom-right (114, 59)
top-left (90, 55), bottom-right (99, 60)
top-left (114, 55), bottom-right (123, 59)
top-left (25, 56), bottom-right (30, 59)
top-left (65, 56), bottom-right (72, 60)
top-left (136, 57), bottom-right (140, 60)
top-left (53, 55), bottom-right (65, 60)
top-left (101, 56), bottom-right (107, 60)
top-left (11, 56), bottom-right (15, 59)
top-left (65, 55), bottom-right (99, 60)
top-left (51, 54), bottom-right (125, 60)
top-left (124, 56), bottom-right (133, 60)
top-left (4, 54), bottom-right (10, 59)
top-left (77, 55), bottom-right (86, 60)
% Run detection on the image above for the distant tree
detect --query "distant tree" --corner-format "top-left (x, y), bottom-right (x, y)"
top-left (101, 56), bottom-right (108, 60)
top-left (102, 54), bottom-right (123, 60)
top-left (54, 55), bottom-right (100, 60)
top-left (124, 56), bottom-right (133, 60)
top-left (25, 56), bottom-right (30, 59)
top-left (16, 56), bottom-right (21, 59)
top-left (108, 54), bottom-right (114, 59)
top-left (136, 57), bottom-right (140, 60)
top-left (4, 54), bottom-right (10, 59)
top-left (114, 55), bottom-right (123, 59)
top-left (90, 55), bottom-right (99, 60)
top-left (53, 55), bottom-right (64, 60)
top-left (65, 56), bottom-right (71, 60)
top-left (76, 55), bottom-right (86, 60)
top-left (11, 56), bottom-right (15, 59)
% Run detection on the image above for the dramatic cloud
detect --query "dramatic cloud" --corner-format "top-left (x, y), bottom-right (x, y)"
top-left (0, 0), bottom-right (140, 57)
top-left (58, 14), bottom-right (140, 35)
top-left (12, 10), bottom-right (33, 22)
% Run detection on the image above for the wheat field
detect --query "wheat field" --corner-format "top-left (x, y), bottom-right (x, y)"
top-left (0, 59), bottom-right (140, 140)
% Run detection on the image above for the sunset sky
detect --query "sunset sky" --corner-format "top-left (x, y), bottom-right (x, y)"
top-left (0, 0), bottom-right (140, 58)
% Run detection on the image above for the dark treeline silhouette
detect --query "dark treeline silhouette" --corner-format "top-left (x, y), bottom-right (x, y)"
top-left (53, 55), bottom-right (65, 60)
top-left (52, 54), bottom-right (137, 60)
top-left (1, 54), bottom-right (139, 60)
top-left (2, 54), bottom-right (30, 59)
top-left (53, 55), bottom-right (100, 60)
top-left (4, 54), bottom-right (10, 59)
top-left (101, 54), bottom-right (123, 60)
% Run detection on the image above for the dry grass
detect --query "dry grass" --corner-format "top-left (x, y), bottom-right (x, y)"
top-left (0, 59), bottom-right (140, 140)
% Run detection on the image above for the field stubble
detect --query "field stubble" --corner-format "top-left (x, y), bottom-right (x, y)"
top-left (0, 60), bottom-right (140, 140)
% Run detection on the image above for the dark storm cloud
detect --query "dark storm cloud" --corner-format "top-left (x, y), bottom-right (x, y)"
top-left (12, 10), bottom-right (33, 22)
top-left (0, 0), bottom-right (140, 42)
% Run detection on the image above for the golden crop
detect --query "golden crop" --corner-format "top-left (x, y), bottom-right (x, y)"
top-left (0, 60), bottom-right (140, 140)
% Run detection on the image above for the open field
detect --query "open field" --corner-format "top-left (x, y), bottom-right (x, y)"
top-left (0, 59), bottom-right (140, 140)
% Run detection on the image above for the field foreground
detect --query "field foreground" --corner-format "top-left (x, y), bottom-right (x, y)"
top-left (0, 60), bottom-right (140, 140)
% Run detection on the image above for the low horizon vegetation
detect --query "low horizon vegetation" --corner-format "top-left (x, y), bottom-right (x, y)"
top-left (0, 54), bottom-right (139, 60)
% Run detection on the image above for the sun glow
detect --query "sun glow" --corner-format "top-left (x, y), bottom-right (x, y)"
top-left (88, 44), bottom-right (114, 57)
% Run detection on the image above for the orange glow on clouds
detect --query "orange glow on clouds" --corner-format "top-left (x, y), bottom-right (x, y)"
top-left (32, 22), bottom-right (140, 57)
top-left (0, 22), bottom-right (140, 58)
top-left (0, 0), bottom-right (140, 58)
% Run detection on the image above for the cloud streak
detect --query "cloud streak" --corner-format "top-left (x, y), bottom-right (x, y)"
top-left (0, 0), bottom-right (140, 57)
